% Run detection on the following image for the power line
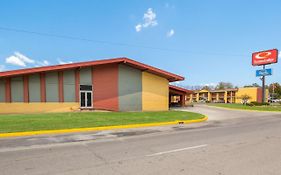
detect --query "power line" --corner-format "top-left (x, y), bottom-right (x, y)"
top-left (0, 26), bottom-right (248, 57)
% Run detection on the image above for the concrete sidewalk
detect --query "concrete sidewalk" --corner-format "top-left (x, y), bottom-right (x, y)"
top-left (174, 104), bottom-right (278, 121)
top-left (0, 121), bottom-right (211, 151)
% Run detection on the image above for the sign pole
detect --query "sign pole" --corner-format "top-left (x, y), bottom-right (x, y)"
top-left (252, 49), bottom-right (278, 103)
top-left (262, 65), bottom-right (266, 103)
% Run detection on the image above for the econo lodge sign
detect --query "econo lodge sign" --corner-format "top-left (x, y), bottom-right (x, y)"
top-left (252, 49), bottom-right (278, 66)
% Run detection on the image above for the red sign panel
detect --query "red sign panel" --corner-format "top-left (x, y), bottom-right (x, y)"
top-left (252, 49), bottom-right (278, 66)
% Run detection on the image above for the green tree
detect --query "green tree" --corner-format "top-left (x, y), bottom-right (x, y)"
top-left (269, 83), bottom-right (281, 98)
top-left (215, 82), bottom-right (233, 90)
top-left (252, 83), bottom-right (260, 87)
top-left (244, 83), bottom-right (260, 88)
top-left (201, 86), bottom-right (211, 90)
top-left (238, 94), bottom-right (252, 105)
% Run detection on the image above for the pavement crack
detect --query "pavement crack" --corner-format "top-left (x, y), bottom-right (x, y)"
top-left (82, 143), bottom-right (125, 175)
top-left (82, 143), bottom-right (107, 163)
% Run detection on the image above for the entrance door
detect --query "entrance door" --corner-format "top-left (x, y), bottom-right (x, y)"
top-left (80, 91), bottom-right (92, 108)
top-left (80, 85), bottom-right (93, 108)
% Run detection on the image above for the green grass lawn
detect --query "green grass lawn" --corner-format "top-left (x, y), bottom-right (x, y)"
top-left (208, 103), bottom-right (281, 112)
top-left (0, 111), bottom-right (205, 133)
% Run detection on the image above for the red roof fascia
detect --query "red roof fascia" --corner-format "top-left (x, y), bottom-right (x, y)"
top-left (123, 58), bottom-right (184, 82)
top-left (0, 58), bottom-right (123, 77)
top-left (169, 85), bottom-right (194, 94)
top-left (0, 57), bottom-right (184, 82)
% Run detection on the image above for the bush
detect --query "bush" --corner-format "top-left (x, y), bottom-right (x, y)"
top-left (250, 101), bottom-right (270, 106)
top-left (262, 102), bottom-right (270, 106)
top-left (250, 101), bottom-right (262, 106)
top-left (246, 103), bottom-right (254, 107)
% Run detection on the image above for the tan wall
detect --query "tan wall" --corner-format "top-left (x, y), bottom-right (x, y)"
top-left (142, 72), bottom-right (169, 111)
top-left (0, 103), bottom-right (79, 114)
top-left (236, 87), bottom-right (258, 103)
top-left (190, 88), bottom-right (269, 104)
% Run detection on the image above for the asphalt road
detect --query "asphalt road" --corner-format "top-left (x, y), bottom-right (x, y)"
top-left (1, 105), bottom-right (281, 175)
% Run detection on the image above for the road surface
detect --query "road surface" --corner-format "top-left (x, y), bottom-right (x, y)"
top-left (0, 105), bottom-right (281, 175)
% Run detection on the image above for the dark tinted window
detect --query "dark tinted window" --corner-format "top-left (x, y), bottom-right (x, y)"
top-left (80, 92), bottom-right (85, 107)
top-left (80, 85), bottom-right (92, 91)
top-left (87, 92), bottom-right (92, 107)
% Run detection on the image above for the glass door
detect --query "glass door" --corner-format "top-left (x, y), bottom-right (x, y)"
top-left (86, 91), bottom-right (92, 107)
top-left (80, 91), bottom-right (92, 108)
top-left (80, 91), bottom-right (86, 108)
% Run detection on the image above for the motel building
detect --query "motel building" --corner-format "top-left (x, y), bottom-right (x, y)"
top-left (187, 87), bottom-right (269, 104)
top-left (0, 58), bottom-right (186, 114)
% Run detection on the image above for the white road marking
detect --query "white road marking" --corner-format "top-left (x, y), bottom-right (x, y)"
top-left (146, 144), bottom-right (208, 157)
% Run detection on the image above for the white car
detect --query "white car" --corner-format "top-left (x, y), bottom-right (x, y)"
top-left (269, 99), bottom-right (281, 103)
top-left (273, 99), bottom-right (281, 103)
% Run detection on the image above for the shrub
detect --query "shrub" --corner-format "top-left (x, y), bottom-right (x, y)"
top-left (250, 101), bottom-right (262, 106)
top-left (250, 101), bottom-right (270, 106)
top-left (246, 103), bottom-right (254, 107)
top-left (262, 102), bottom-right (270, 106)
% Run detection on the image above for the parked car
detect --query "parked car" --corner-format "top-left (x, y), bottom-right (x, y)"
top-left (213, 100), bottom-right (225, 103)
top-left (272, 99), bottom-right (281, 103)
top-left (269, 98), bottom-right (281, 103)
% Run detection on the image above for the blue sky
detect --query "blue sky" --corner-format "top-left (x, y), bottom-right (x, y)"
top-left (0, 0), bottom-right (280, 87)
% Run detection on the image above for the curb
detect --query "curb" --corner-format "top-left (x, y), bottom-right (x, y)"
top-left (0, 116), bottom-right (208, 138)
top-left (206, 105), bottom-right (281, 113)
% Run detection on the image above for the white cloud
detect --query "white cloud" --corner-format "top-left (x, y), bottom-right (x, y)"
top-left (0, 65), bottom-right (5, 72)
top-left (5, 52), bottom-right (52, 68)
top-left (167, 29), bottom-right (175, 37)
top-left (279, 51), bottom-right (281, 58)
top-left (164, 3), bottom-right (175, 9)
top-left (14, 52), bottom-right (35, 64)
top-left (58, 59), bottom-right (73, 65)
top-left (135, 8), bottom-right (158, 32)
top-left (43, 60), bottom-right (49, 65)
top-left (143, 8), bottom-right (158, 27)
top-left (202, 83), bottom-right (218, 87)
top-left (171, 81), bottom-right (183, 86)
top-left (5, 52), bottom-right (35, 67)
top-left (135, 24), bottom-right (142, 32)
top-left (37, 60), bottom-right (50, 66)
top-left (6, 55), bottom-right (27, 67)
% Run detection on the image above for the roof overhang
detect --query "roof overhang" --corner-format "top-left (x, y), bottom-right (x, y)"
top-left (209, 88), bottom-right (238, 93)
top-left (0, 57), bottom-right (184, 82)
top-left (169, 85), bottom-right (193, 95)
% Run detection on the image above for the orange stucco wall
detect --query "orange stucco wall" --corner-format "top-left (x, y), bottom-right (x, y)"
top-left (92, 64), bottom-right (119, 111)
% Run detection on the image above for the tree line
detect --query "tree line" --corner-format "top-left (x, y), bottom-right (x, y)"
top-left (185, 82), bottom-right (281, 98)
